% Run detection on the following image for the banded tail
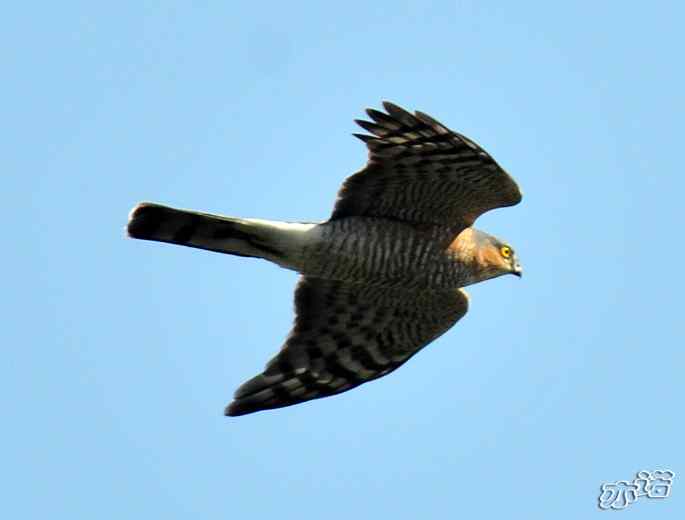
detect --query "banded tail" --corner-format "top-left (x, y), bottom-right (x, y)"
top-left (127, 202), bottom-right (316, 269)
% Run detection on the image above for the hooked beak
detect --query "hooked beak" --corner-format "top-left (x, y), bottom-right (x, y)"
top-left (512, 261), bottom-right (523, 278)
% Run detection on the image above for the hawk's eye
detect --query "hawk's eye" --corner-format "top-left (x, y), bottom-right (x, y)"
top-left (500, 246), bottom-right (512, 258)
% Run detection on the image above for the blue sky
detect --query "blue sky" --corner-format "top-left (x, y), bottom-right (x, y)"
top-left (5, 1), bottom-right (684, 518)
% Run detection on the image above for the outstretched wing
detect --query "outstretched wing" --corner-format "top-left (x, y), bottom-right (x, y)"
top-left (226, 277), bottom-right (469, 416)
top-left (331, 102), bottom-right (522, 234)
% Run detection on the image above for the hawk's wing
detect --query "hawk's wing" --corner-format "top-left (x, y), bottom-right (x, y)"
top-left (226, 276), bottom-right (469, 416)
top-left (331, 102), bottom-right (522, 235)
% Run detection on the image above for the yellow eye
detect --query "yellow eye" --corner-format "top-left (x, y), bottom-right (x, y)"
top-left (500, 246), bottom-right (512, 258)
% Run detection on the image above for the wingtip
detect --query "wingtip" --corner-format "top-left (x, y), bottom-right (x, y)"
top-left (224, 401), bottom-right (242, 417)
top-left (365, 107), bottom-right (382, 119)
top-left (414, 109), bottom-right (447, 129)
top-left (352, 132), bottom-right (374, 142)
top-left (224, 397), bottom-right (275, 417)
top-left (381, 101), bottom-right (420, 126)
top-left (381, 100), bottom-right (400, 112)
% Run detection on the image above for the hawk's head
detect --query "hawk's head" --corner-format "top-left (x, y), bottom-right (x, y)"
top-left (450, 228), bottom-right (522, 285)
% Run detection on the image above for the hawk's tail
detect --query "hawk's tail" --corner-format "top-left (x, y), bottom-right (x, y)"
top-left (127, 202), bottom-right (315, 268)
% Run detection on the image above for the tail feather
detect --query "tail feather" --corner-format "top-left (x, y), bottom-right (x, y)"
top-left (127, 202), bottom-right (288, 262)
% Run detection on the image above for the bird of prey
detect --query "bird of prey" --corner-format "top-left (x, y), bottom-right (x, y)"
top-left (127, 102), bottom-right (523, 416)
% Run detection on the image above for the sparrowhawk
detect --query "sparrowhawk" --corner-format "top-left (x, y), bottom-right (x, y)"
top-left (127, 102), bottom-right (523, 416)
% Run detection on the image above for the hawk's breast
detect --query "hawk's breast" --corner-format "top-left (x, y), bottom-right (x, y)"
top-left (301, 218), bottom-right (469, 289)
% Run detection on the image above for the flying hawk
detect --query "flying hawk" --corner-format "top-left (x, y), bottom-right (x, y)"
top-left (127, 102), bottom-right (523, 416)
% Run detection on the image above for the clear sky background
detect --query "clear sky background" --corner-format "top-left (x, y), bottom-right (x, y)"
top-left (4, 1), bottom-right (684, 518)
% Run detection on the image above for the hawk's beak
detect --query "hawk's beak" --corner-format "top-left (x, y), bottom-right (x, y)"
top-left (512, 261), bottom-right (522, 278)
